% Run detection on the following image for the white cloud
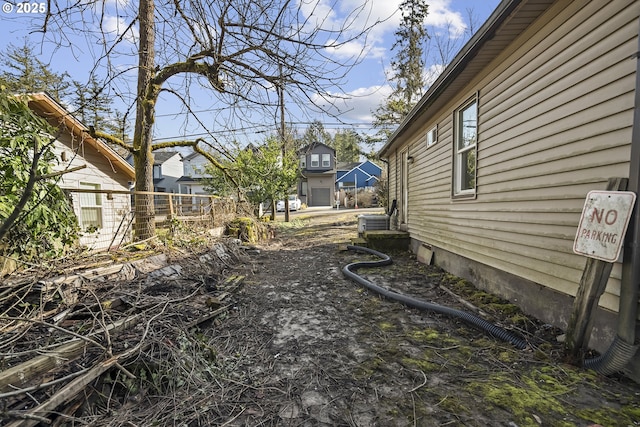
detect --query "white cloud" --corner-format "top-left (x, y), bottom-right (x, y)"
top-left (102, 15), bottom-right (139, 44)
top-left (308, 0), bottom-right (469, 64)
top-left (424, 0), bottom-right (467, 36)
top-left (311, 84), bottom-right (392, 125)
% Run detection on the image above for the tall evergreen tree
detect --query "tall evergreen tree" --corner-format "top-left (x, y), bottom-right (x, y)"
top-left (73, 77), bottom-right (113, 129)
top-left (73, 77), bottom-right (130, 157)
top-left (333, 129), bottom-right (362, 163)
top-left (0, 41), bottom-right (71, 101)
top-left (298, 120), bottom-right (333, 149)
top-left (372, 0), bottom-right (429, 141)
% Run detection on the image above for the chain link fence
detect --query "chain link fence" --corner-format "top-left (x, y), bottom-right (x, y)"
top-left (66, 189), bottom-right (247, 252)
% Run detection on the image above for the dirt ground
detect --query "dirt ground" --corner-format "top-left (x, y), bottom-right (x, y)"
top-left (206, 211), bottom-right (640, 426)
top-left (2, 209), bottom-right (639, 426)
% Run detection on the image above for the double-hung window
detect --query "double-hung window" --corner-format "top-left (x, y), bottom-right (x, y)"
top-left (79, 182), bottom-right (103, 231)
top-left (454, 98), bottom-right (477, 197)
top-left (322, 153), bottom-right (330, 168)
top-left (310, 154), bottom-right (319, 167)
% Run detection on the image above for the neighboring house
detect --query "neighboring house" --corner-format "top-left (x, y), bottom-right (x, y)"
top-left (27, 92), bottom-right (135, 251)
top-left (297, 142), bottom-right (336, 207)
top-left (176, 151), bottom-right (216, 213)
top-left (379, 0), bottom-right (640, 378)
top-left (336, 160), bottom-right (382, 190)
top-left (152, 151), bottom-right (182, 193)
top-left (126, 151), bottom-right (182, 193)
top-left (177, 151), bottom-right (211, 195)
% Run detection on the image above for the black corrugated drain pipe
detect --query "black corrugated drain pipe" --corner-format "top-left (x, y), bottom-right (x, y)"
top-left (343, 245), bottom-right (528, 350)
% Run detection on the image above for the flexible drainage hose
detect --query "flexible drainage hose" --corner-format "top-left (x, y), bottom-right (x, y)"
top-left (583, 335), bottom-right (640, 375)
top-left (343, 245), bottom-right (528, 350)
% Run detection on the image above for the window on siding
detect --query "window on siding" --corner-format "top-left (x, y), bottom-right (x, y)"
top-left (426, 125), bottom-right (437, 147)
top-left (153, 165), bottom-right (162, 179)
top-left (311, 154), bottom-right (319, 167)
top-left (300, 155), bottom-right (306, 168)
top-left (322, 153), bottom-right (330, 167)
top-left (454, 99), bottom-right (477, 197)
top-left (79, 182), bottom-right (103, 231)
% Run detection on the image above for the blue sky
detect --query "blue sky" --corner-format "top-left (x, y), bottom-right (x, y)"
top-left (0, 0), bottom-right (501, 146)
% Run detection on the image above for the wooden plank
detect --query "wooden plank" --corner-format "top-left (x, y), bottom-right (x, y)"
top-left (564, 177), bottom-right (628, 360)
top-left (5, 354), bottom-right (123, 427)
top-left (0, 314), bottom-right (140, 393)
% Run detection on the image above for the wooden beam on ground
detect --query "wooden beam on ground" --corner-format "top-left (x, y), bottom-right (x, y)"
top-left (5, 353), bottom-right (126, 427)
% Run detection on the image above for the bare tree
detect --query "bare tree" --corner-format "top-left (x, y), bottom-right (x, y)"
top-left (423, 8), bottom-right (481, 81)
top-left (32, 0), bottom-right (380, 240)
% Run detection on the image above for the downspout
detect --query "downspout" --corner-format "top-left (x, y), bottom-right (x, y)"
top-left (584, 19), bottom-right (640, 374)
top-left (379, 158), bottom-right (391, 214)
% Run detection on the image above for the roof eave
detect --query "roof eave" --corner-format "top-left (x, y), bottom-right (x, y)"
top-left (28, 92), bottom-right (136, 180)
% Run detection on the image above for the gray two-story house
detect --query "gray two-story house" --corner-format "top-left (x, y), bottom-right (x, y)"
top-left (297, 142), bottom-right (336, 207)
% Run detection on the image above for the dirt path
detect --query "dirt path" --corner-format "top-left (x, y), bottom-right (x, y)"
top-left (3, 210), bottom-right (638, 426)
top-left (204, 212), bottom-right (640, 426)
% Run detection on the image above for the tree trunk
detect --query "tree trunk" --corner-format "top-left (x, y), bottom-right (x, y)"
top-left (132, 0), bottom-right (157, 241)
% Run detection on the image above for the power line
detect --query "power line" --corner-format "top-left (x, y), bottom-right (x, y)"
top-left (151, 122), bottom-right (378, 142)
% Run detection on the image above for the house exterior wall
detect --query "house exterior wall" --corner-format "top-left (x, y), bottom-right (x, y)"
top-left (359, 160), bottom-right (382, 177)
top-left (183, 153), bottom-right (209, 178)
top-left (179, 153), bottom-right (211, 195)
top-left (336, 160), bottom-right (382, 190)
top-left (299, 143), bottom-right (336, 207)
top-left (384, 0), bottom-right (638, 354)
top-left (155, 153), bottom-right (182, 193)
top-left (301, 144), bottom-right (335, 172)
top-left (53, 133), bottom-right (132, 251)
top-left (305, 174), bottom-right (335, 207)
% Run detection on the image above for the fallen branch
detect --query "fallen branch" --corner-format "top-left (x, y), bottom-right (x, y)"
top-left (185, 304), bottom-right (231, 329)
top-left (438, 284), bottom-right (491, 319)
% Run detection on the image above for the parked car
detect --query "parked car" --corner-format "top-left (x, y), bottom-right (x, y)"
top-left (277, 195), bottom-right (302, 212)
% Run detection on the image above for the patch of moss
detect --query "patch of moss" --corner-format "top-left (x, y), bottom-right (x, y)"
top-left (401, 356), bottom-right (441, 373)
top-left (467, 372), bottom-right (570, 426)
top-left (486, 303), bottom-right (520, 315)
top-left (497, 350), bottom-right (518, 363)
top-left (507, 312), bottom-right (530, 326)
top-left (409, 328), bottom-right (440, 342)
top-left (378, 321), bottom-right (395, 332)
top-left (575, 406), bottom-right (640, 426)
top-left (354, 356), bottom-right (385, 379)
top-left (437, 396), bottom-right (470, 417)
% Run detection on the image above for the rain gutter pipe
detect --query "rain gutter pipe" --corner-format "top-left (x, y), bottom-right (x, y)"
top-left (585, 19), bottom-right (640, 374)
top-left (342, 245), bottom-right (528, 350)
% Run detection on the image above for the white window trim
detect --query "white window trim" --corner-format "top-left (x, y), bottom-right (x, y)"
top-left (453, 97), bottom-right (477, 198)
top-left (321, 153), bottom-right (330, 168)
top-left (426, 125), bottom-right (438, 147)
top-left (79, 182), bottom-right (103, 230)
top-left (310, 154), bottom-right (319, 168)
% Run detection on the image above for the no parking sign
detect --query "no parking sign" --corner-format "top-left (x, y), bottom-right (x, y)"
top-left (573, 190), bottom-right (636, 262)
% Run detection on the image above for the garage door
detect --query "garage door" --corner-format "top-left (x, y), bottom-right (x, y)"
top-left (310, 188), bottom-right (331, 206)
